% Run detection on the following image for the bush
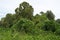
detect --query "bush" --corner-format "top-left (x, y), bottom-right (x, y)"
top-left (41, 20), bottom-right (56, 32)
top-left (12, 18), bottom-right (34, 33)
top-left (55, 29), bottom-right (60, 35)
top-left (35, 22), bottom-right (44, 29)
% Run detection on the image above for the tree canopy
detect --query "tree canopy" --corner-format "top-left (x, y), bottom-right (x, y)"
top-left (15, 2), bottom-right (34, 20)
top-left (0, 2), bottom-right (60, 36)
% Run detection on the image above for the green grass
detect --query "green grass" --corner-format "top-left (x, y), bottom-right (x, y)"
top-left (0, 28), bottom-right (60, 40)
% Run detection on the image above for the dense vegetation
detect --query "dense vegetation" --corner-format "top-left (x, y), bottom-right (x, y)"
top-left (0, 2), bottom-right (60, 40)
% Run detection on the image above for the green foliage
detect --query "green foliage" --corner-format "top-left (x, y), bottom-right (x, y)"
top-left (40, 11), bottom-right (44, 15)
top-left (0, 1), bottom-right (60, 40)
top-left (55, 29), bottom-right (60, 35)
top-left (0, 21), bottom-right (2, 26)
top-left (56, 19), bottom-right (60, 24)
top-left (15, 2), bottom-right (34, 20)
top-left (35, 22), bottom-right (44, 29)
top-left (1, 14), bottom-right (15, 28)
top-left (42, 20), bottom-right (56, 32)
top-left (0, 28), bottom-right (60, 40)
top-left (32, 13), bottom-right (48, 25)
top-left (12, 18), bottom-right (34, 33)
top-left (46, 10), bottom-right (55, 20)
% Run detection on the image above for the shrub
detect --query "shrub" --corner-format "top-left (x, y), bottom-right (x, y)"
top-left (55, 29), bottom-right (60, 35)
top-left (41, 20), bottom-right (56, 32)
top-left (35, 22), bottom-right (44, 29)
top-left (12, 18), bottom-right (34, 33)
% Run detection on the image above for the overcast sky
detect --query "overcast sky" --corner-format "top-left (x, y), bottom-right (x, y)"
top-left (0, 0), bottom-right (60, 19)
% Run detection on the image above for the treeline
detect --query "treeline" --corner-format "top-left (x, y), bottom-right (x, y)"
top-left (0, 2), bottom-right (60, 35)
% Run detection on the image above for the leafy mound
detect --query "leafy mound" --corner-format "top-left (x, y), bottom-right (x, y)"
top-left (12, 18), bottom-right (34, 34)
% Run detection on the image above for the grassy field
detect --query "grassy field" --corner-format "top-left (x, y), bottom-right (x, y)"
top-left (0, 28), bottom-right (60, 40)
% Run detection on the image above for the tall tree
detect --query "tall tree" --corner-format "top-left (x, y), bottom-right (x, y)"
top-left (46, 10), bottom-right (55, 20)
top-left (3, 14), bottom-right (14, 27)
top-left (15, 2), bottom-right (34, 20)
top-left (56, 19), bottom-right (60, 24)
